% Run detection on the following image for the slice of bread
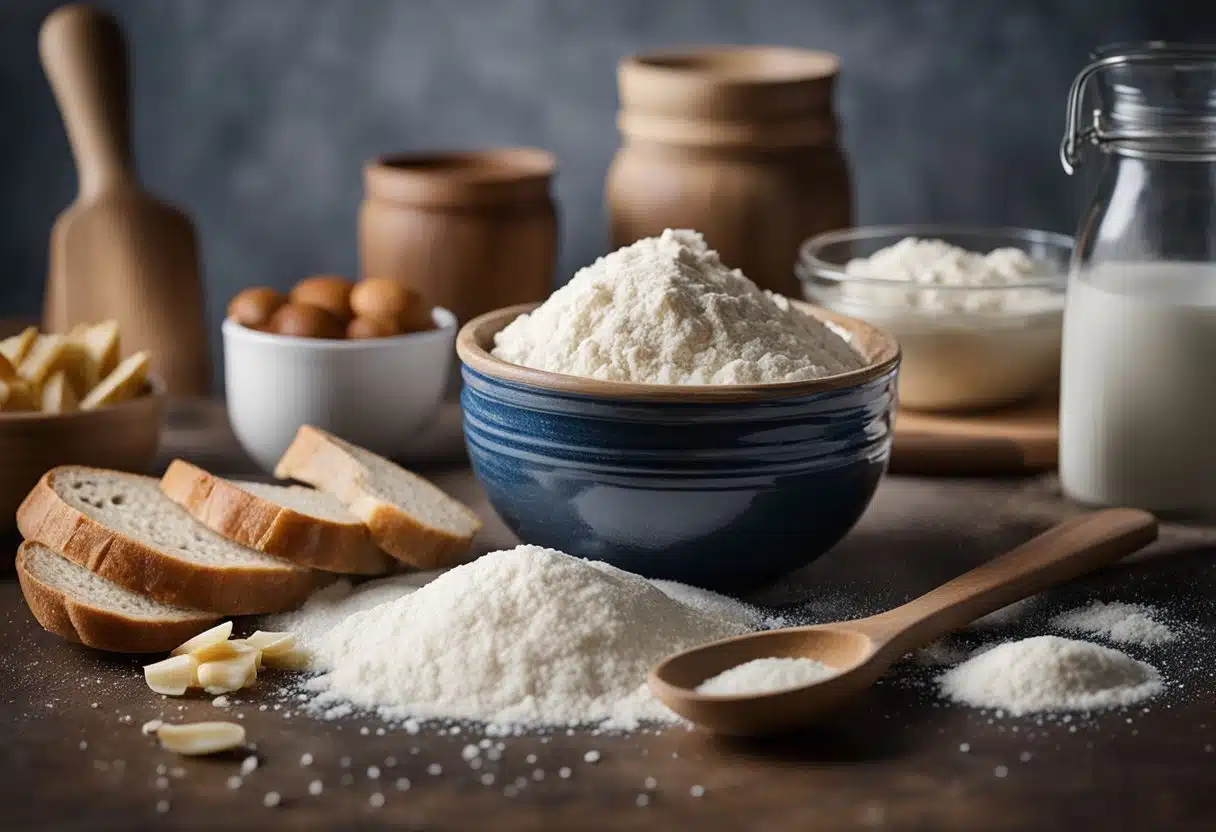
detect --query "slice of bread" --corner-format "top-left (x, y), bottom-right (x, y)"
top-left (17, 467), bottom-right (323, 615)
top-left (274, 426), bottom-right (481, 569)
top-left (16, 541), bottom-right (221, 653)
top-left (159, 459), bottom-right (397, 575)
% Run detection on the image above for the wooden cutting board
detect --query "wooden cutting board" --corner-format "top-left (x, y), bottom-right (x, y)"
top-left (890, 397), bottom-right (1059, 476)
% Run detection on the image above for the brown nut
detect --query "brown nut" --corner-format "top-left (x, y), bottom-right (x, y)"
top-left (227, 287), bottom-right (286, 331)
top-left (400, 301), bottom-right (435, 333)
top-left (350, 279), bottom-right (434, 332)
top-left (346, 315), bottom-right (402, 339)
top-left (268, 303), bottom-right (346, 339)
top-left (290, 275), bottom-right (355, 323)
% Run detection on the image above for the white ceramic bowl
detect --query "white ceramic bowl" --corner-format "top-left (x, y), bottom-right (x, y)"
top-left (222, 308), bottom-right (457, 472)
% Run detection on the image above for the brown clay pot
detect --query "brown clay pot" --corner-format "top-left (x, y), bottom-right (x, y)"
top-left (358, 149), bottom-right (558, 323)
top-left (607, 47), bottom-right (852, 297)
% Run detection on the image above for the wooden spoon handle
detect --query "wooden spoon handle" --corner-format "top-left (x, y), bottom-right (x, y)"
top-left (40, 4), bottom-right (133, 199)
top-left (858, 509), bottom-right (1157, 650)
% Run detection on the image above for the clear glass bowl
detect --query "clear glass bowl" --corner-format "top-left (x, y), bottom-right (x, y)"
top-left (797, 225), bottom-right (1074, 412)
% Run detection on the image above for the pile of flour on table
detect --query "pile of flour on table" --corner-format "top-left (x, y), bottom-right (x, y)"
top-left (491, 229), bottom-right (865, 385)
top-left (939, 635), bottom-right (1162, 715)
top-left (278, 545), bottom-right (771, 731)
top-left (1050, 601), bottom-right (1177, 646)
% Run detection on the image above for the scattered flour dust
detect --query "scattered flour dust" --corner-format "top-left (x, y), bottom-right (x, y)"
top-left (299, 545), bottom-right (764, 730)
top-left (1049, 601), bottom-right (1176, 646)
top-left (696, 658), bottom-right (838, 696)
top-left (938, 636), bottom-right (1162, 716)
top-left (491, 229), bottom-right (865, 385)
top-left (966, 596), bottom-right (1039, 631)
top-left (912, 638), bottom-right (976, 668)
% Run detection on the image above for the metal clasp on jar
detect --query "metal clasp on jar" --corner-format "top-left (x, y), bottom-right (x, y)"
top-left (1060, 41), bottom-right (1216, 174)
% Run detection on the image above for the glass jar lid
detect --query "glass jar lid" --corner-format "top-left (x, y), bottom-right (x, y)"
top-left (1061, 41), bottom-right (1216, 173)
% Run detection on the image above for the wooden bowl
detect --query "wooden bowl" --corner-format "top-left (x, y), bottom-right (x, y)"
top-left (0, 378), bottom-right (166, 543)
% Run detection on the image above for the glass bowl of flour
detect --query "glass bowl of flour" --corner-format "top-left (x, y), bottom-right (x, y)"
top-left (798, 226), bottom-right (1072, 411)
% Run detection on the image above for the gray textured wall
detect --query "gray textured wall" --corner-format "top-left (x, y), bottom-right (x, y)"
top-left (3, 0), bottom-right (1214, 377)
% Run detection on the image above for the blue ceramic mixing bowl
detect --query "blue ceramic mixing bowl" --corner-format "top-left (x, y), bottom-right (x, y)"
top-left (456, 302), bottom-right (900, 591)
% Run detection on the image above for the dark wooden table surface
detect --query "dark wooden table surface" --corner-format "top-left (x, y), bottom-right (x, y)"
top-left (0, 402), bottom-right (1212, 831)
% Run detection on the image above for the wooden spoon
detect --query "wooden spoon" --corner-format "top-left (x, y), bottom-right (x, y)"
top-left (40, 4), bottom-right (210, 395)
top-left (649, 508), bottom-right (1157, 736)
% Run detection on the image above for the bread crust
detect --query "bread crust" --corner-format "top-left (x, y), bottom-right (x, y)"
top-left (274, 426), bottom-right (480, 569)
top-left (159, 460), bottom-right (397, 575)
top-left (16, 542), bottom-right (221, 653)
top-left (16, 467), bottom-right (324, 615)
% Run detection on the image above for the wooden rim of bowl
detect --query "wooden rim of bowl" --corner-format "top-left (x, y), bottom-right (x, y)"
top-left (0, 375), bottom-right (166, 422)
top-left (364, 148), bottom-right (556, 208)
top-left (456, 301), bottom-right (900, 403)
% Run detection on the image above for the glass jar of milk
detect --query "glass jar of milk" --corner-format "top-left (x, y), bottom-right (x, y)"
top-left (1059, 43), bottom-right (1216, 515)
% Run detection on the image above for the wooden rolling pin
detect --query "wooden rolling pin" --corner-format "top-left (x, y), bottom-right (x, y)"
top-left (40, 4), bottom-right (210, 395)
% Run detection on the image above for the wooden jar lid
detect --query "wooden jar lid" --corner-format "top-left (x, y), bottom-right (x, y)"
top-left (621, 47), bottom-right (839, 116)
top-left (618, 47), bottom-right (841, 148)
top-left (364, 148), bottom-right (556, 208)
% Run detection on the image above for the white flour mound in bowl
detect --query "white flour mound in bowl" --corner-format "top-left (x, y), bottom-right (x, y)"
top-left (938, 635), bottom-right (1162, 716)
top-left (491, 229), bottom-right (866, 385)
top-left (303, 545), bottom-right (761, 730)
top-left (842, 236), bottom-right (1058, 316)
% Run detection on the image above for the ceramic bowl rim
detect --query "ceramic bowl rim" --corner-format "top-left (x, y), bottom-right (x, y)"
top-left (0, 375), bottom-right (166, 423)
top-left (457, 300), bottom-right (900, 403)
top-left (222, 307), bottom-right (457, 351)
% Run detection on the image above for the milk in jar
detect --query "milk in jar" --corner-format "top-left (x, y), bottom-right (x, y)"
top-left (1058, 42), bottom-right (1216, 515)
top-left (1060, 263), bottom-right (1216, 513)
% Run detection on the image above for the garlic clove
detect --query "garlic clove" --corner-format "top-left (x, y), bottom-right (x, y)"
top-left (170, 622), bottom-right (233, 657)
top-left (144, 654), bottom-right (200, 696)
top-left (157, 721), bottom-right (246, 756)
